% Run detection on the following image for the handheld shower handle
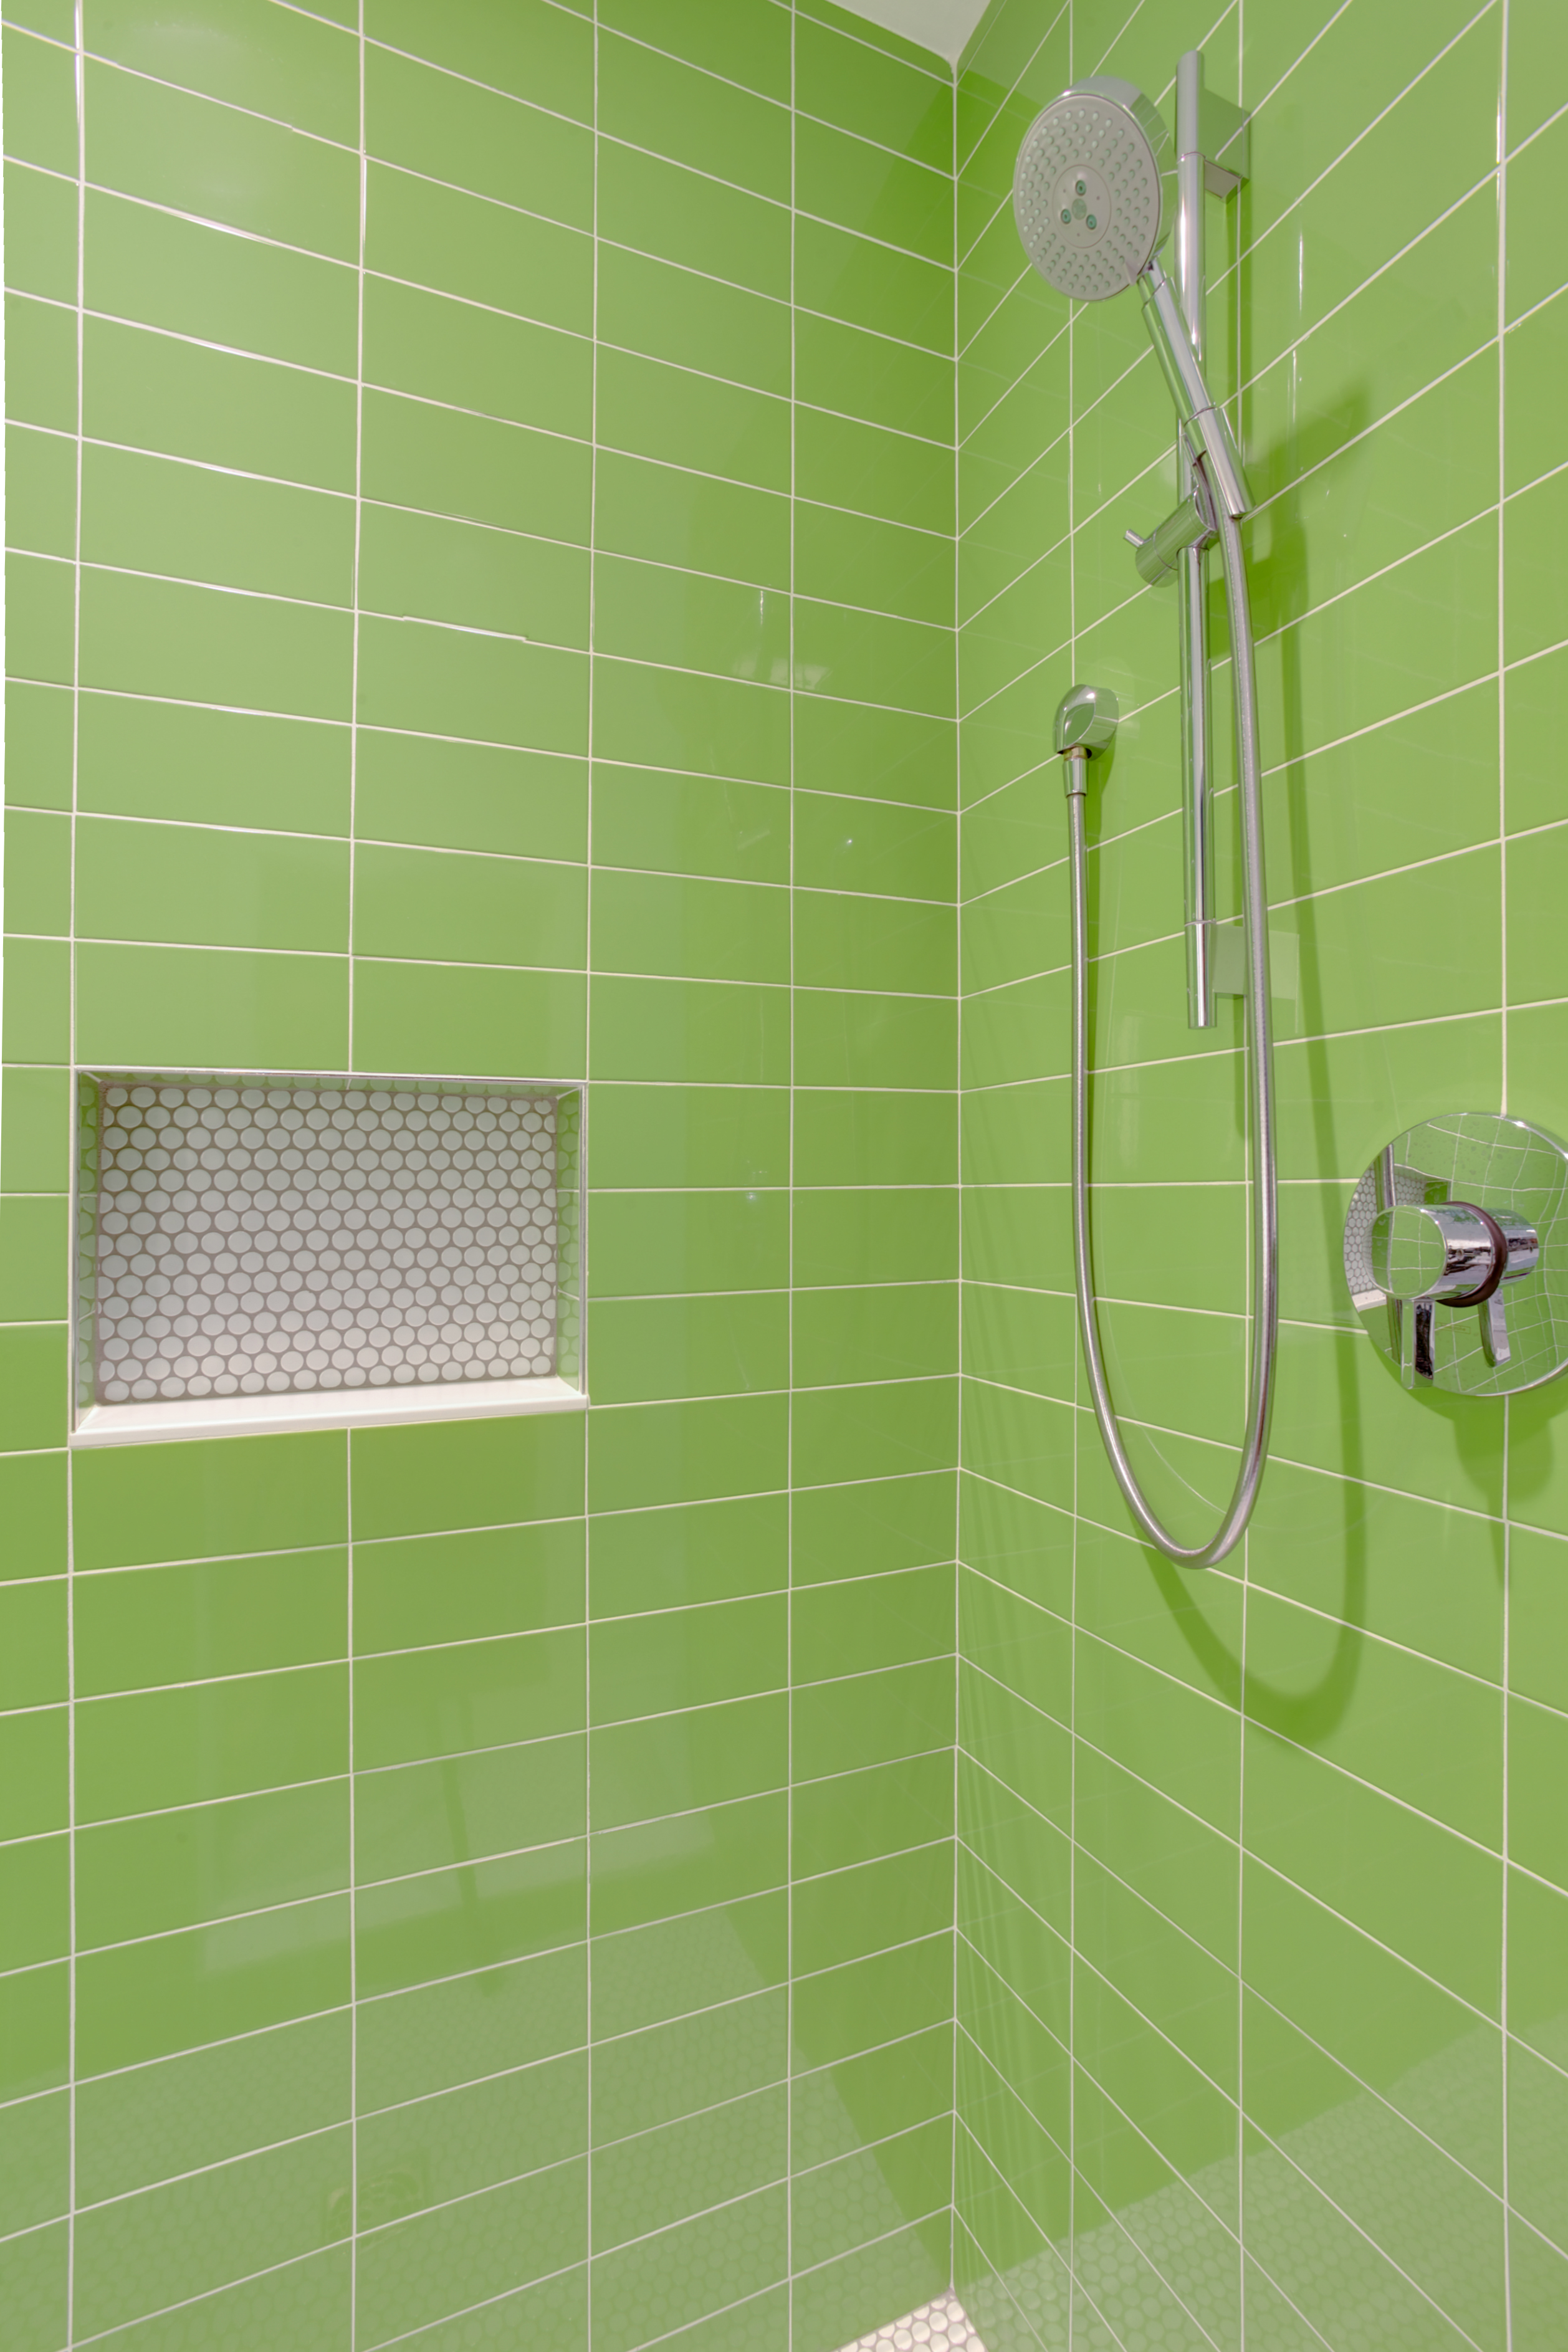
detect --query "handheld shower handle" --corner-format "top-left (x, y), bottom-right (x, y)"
top-left (1139, 261), bottom-right (1252, 517)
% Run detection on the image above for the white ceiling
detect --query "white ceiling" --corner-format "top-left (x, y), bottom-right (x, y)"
top-left (832, 0), bottom-right (991, 67)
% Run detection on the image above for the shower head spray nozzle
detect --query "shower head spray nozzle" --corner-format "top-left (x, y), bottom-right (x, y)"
top-left (1012, 76), bottom-right (1174, 303)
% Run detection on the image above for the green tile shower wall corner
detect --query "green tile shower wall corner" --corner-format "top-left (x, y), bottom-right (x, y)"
top-left (2, 2), bottom-right (961, 2347)
top-left (3, 0), bottom-right (1567, 2346)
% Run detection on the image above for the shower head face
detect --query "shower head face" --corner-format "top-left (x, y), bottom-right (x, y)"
top-left (1013, 76), bottom-right (1174, 302)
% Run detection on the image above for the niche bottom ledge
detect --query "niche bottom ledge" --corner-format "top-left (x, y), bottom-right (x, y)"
top-left (72, 1376), bottom-right (588, 1448)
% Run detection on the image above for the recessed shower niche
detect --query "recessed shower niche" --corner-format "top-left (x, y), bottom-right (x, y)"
top-left (72, 1072), bottom-right (584, 1447)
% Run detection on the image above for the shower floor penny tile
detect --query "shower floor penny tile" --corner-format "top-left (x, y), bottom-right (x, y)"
top-left (840, 2291), bottom-right (987, 2350)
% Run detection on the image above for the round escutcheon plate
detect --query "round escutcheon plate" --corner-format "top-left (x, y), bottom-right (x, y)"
top-left (1344, 1112), bottom-right (1568, 1397)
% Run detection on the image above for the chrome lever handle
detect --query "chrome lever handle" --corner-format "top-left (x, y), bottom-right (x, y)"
top-left (1371, 1202), bottom-right (1539, 1384)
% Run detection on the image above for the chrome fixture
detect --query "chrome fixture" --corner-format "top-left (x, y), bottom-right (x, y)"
top-left (1345, 1114), bottom-right (1568, 1396)
top-left (1016, 62), bottom-right (1273, 1567)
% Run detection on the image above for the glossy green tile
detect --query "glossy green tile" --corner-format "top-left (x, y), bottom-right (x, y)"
top-left (358, 2051), bottom-right (585, 2225)
top-left (365, 0), bottom-right (592, 115)
top-left (4, 681), bottom-right (72, 814)
top-left (795, 500), bottom-right (955, 631)
top-left (72, 1430), bottom-right (345, 1570)
top-left (0, 1711), bottom-right (65, 1846)
top-left (592, 1988), bottom-right (784, 2149)
top-left (5, 551), bottom-right (72, 683)
top-left (599, 243), bottom-right (789, 397)
top-left (366, 158), bottom-right (590, 333)
top-left (591, 767), bottom-right (788, 887)
top-left (74, 940), bottom-right (348, 1070)
top-left (2, 808), bottom-right (68, 936)
top-left (80, 565), bottom-right (351, 717)
top-left (794, 1282), bottom-right (958, 1389)
top-left (791, 1934), bottom-right (953, 2072)
top-left (793, 1090), bottom-right (955, 1190)
top-left (77, 1665), bottom-right (347, 1820)
top-left (0, 1577), bottom-right (66, 1712)
top-left (602, 0), bottom-right (790, 99)
top-left (796, 1188), bottom-right (958, 1288)
top-left (1506, 644), bottom-right (1568, 836)
top-left (796, 13), bottom-right (951, 166)
top-left (77, 815), bottom-right (348, 954)
top-left (75, 2010), bottom-right (350, 2206)
top-left (84, 0), bottom-right (356, 138)
top-left (85, 193), bottom-right (352, 381)
top-left (0, 1961), bottom-right (68, 2104)
top-left (795, 1377), bottom-right (958, 1489)
top-left (793, 2116), bottom-right (952, 2273)
top-left (357, 1734), bottom-right (584, 1888)
top-left (356, 731), bottom-right (584, 861)
top-left (597, 345), bottom-right (790, 494)
top-left (798, 405), bottom-right (956, 537)
top-left (7, 424), bottom-right (74, 561)
top-left (0, 1067), bottom-right (69, 1194)
top-left (4, 162), bottom-right (77, 305)
top-left (72, 2125), bottom-right (353, 2341)
top-left (365, 41), bottom-right (591, 226)
top-left (591, 1789), bottom-right (787, 1937)
top-left (590, 1498), bottom-right (786, 1628)
top-left (3, 26), bottom-right (77, 176)
top-left (591, 1693), bottom-right (786, 1832)
top-left (589, 1291), bottom-right (788, 1404)
top-left (588, 1393), bottom-right (788, 1516)
top-left (356, 1839), bottom-right (585, 1999)
top-left (349, 955), bottom-right (584, 1079)
top-left (595, 554), bottom-right (790, 683)
top-left (793, 2024), bottom-right (952, 2171)
top-left (596, 141), bottom-right (790, 301)
top-left (592, 869), bottom-right (788, 988)
top-left (793, 988), bottom-right (957, 1090)
top-left (595, 452), bottom-right (790, 590)
top-left (794, 1751), bottom-right (952, 1881)
top-left (352, 841), bottom-right (583, 970)
top-left (591, 656), bottom-right (790, 783)
top-left (355, 1521), bottom-right (581, 1656)
top-left (591, 2183), bottom-right (786, 2352)
top-left (0, 2080), bottom-right (67, 2237)
top-left (77, 693), bottom-right (349, 834)
top-left (350, 1409), bottom-right (582, 1542)
top-left (360, 388), bottom-right (590, 542)
top-left (589, 1086), bottom-right (788, 1191)
top-left (590, 1891), bottom-right (786, 2043)
top-left (353, 1625), bottom-right (584, 1774)
top-left (364, 267), bottom-right (591, 436)
top-left (355, 2158), bottom-right (586, 2347)
top-left (84, 59), bottom-right (358, 261)
top-left (796, 695), bottom-right (957, 808)
top-left (359, 503), bottom-right (588, 646)
top-left (589, 1189), bottom-right (788, 1299)
top-left (76, 1780), bottom-right (348, 1949)
top-left (358, 616), bottom-right (586, 753)
top-left (600, 32), bottom-right (789, 204)
top-left (591, 1594), bottom-right (785, 1726)
top-left (795, 311), bottom-right (955, 442)
top-left (0, 2217), bottom-right (65, 2352)
top-left (795, 216), bottom-right (954, 355)
top-left (590, 975), bottom-right (789, 1084)
top-left (357, 1944), bottom-right (583, 2118)
top-left (85, 318), bottom-right (355, 499)
top-left (795, 890), bottom-right (956, 995)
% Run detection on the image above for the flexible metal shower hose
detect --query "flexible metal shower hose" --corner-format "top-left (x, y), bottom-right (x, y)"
top-left (1066, 484), bottom-right (1278, 1565)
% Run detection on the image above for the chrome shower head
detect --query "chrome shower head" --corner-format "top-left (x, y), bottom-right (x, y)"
top-left (1012, 76), bottom-right (1174, 302)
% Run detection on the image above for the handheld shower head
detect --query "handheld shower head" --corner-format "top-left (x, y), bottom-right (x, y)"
top-left (1011, 77), bottom-right (1174, 302)
top-left (1013, 74), bottom-right (1251, 516)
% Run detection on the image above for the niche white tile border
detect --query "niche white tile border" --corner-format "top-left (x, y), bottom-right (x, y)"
top-left (71, 1069), bottom-right (585, 1448)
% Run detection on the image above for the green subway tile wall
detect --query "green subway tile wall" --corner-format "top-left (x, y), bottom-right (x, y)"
top-left (955, 2), bottom-right (1568, 2351)
top-left (1, 4), bottom-right (958, 2347)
